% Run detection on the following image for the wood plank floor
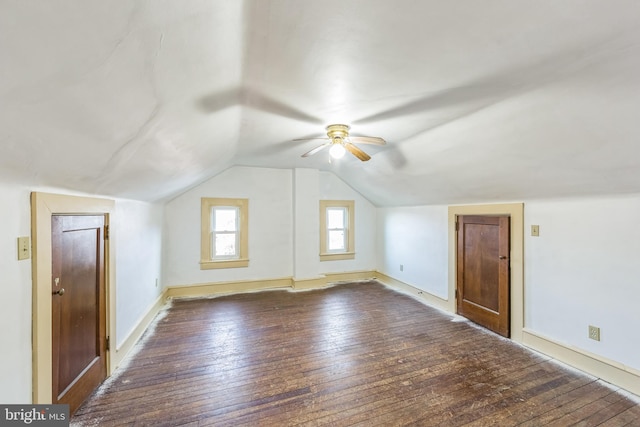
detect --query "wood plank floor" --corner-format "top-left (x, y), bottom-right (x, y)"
top-left (71, 281), bottom-right (640, 426)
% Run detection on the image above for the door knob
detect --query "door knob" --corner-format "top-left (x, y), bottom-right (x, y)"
top-left (499, 256), bottom-right (507, 260)
top-left (53, 288), bottom-right (65, 296)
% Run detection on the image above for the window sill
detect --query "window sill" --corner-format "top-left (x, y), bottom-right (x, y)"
top-left (200, 258), bottom-right (249, 270)
top-left (320, 252), bottom-right (355, 261)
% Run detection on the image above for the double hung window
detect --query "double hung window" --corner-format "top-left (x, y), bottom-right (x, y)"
top-left (326, 207), bottom-right (348, 252)
top-left (212, 206), bottom-right (240, 259)
top-left (320, 200), bottom-right (355, 261)
top-left (200, 198), bottom-right (248, 269)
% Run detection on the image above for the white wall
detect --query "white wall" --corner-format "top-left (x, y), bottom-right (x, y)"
top-left (163, 167), bottom-right (378, 287)
top-left (293, 169), bottom-right (320, 279)
top-left (0, 184), bottom-right (32, 403)
top-left (114, 199), bottom-right (164, 348)
top-left (377, 205), bottom-right (448, 299)
top-left (525, 195), bottom-right (640, 371)
top-left (376, 194), bottom-right (640, 374)
top-left (0, 183), bottom-right (164, 403)
top-left (163, 166), bottom-right (295, 286)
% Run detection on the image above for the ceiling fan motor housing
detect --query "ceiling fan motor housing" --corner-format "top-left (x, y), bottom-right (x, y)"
top-left (326, 124), bottom-right (350, 142)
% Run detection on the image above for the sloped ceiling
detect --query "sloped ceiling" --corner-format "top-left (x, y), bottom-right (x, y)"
top-left (2, 1), bottom-right (640, 206)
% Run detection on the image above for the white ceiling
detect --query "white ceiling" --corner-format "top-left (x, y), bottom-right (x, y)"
top-left (2, 1), bottom-right (640, 206)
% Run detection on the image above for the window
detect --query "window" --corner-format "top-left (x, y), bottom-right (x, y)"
top-left (212, 206), bottom-right (239, 259)
top-left (320, 200), bottom-right (355, 261)
top-left (327, 207), bottom-right (347, 252)
top-left (201, 198), bottom-right (248, 269)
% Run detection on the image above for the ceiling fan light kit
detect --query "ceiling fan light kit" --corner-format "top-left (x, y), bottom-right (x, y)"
top-left (329, 143), bottom-right (346, 159)
top-left (297, 124), bottom-right (386, 162)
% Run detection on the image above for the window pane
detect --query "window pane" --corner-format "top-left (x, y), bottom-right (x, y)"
top-left (215, 233), bottom-right (237, 256)
top-left (214, 208), bottom-right (237, 231)
top-left (328, 230), bottom-right (345, 251)
top-left (327, 208), bottom-right (345, 229)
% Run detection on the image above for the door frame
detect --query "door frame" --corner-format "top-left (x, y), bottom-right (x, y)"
top-left (448, 203), bottom-right (524, 342)
top-left (31, 192), bottom-right (115, 404)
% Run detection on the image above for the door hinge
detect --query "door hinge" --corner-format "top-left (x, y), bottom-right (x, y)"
top-left (455, 221), bottom-right (459, 231)
top-left (455, 289), bottom-right (458, 300)
top-left (106, 336), bottom-right (110, 352)
top-left (104, 225), bottom-right (109, 240)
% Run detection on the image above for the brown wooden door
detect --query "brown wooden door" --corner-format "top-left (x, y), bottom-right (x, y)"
top-left (52, 215), bottom-right (107, 415)
top-left (456, 215), bottom-right (510, 337)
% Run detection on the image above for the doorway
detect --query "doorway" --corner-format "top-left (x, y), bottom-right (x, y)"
top-left (447, 203), bottom-right (524, 342)
top-left (31, 192), bottom-right (115, 407)
top-left (51, 215), bottom-right (107, 414)
top-left (456, 215), bottom-right (510, 337)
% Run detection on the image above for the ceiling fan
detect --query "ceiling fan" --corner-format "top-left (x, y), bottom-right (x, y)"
top-left (296, 124), bottom-right (386, 161)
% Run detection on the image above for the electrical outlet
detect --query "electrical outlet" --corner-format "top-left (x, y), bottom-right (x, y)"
top-left (588, 325), bottom-right (600, 341)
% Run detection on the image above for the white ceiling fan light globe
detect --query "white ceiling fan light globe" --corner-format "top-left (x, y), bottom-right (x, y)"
top-left (329, 143), bottom-right (346, 159)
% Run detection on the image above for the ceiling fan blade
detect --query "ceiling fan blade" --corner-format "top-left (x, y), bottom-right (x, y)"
top-left (301, 143), bottom-right (330, 157)
top-left (349, 136), bottom-right (386, 145)
top-left (344, 143), bottom-right (371, 161)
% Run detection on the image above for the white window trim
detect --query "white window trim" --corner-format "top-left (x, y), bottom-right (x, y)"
top-left (201, 198), bottom-right (249, 269)
top-left (320, 200), bottom-right (355, 261)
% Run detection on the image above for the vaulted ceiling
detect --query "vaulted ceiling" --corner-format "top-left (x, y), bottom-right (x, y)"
top-left (2, 1), bottom-right (640, 206)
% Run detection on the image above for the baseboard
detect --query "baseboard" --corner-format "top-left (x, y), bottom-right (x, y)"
top-left (522, 328), bottom-right (640, 397)
top-left (374, 272), bottom-right (452, 313)
top-left (166, 271), bottom-right (379, 295)
top-left (111, 290), bottom-right (168, 372)
top-left (293, 271), bottom-right (378, 290)
top-left (325, 270), bottom-right (378, 283)
top-left (291, 277), bottom-right (325, 290)
top-left (166, 277), bottom-right (293, 298)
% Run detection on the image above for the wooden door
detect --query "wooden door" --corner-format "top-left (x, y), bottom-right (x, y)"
top-left (52, 215), bottom-right (107, 415)
top-left (456, 215), bottom-right (510, 337)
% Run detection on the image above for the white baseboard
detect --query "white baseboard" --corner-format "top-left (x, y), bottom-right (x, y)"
top-left (522, 328), bottom-right (640, 397)
top-left (111, 290), bottom-right (167, 372)
top-left (374, 272), bottom-right (452, 312)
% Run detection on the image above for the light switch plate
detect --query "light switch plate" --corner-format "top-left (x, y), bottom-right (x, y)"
top-left (531, 225), bottom-right (540, 237)
top-left (18, 236), bottom-right (31, 260)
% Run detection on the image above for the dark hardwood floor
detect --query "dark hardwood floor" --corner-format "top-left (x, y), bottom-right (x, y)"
top-left (72, 281), bottom-right (640, 426)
